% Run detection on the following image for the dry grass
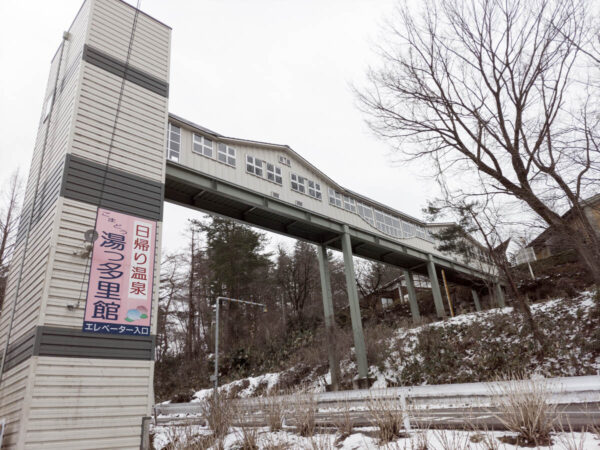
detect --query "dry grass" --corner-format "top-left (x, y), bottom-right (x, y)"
top-left (200, 394), bottom-right (235, 438)
top-left (433, 430), bottom-right (470, 450)
top-left (260, 434), bottom-right (291, 449)
top-left (160, 425), bottom-right (215, 449)
top-left (234, 426), bottom-right (259, 450)
top-left (333, 400), bottom-right (355, 438)
top-left (367, 397), bottom-right (406, 443)
top-left (466, 412), bottom-right (500, 450)
top-left (263, 393), bottom-right (286, 432)
top-left (489, 377), bottom-right (557, 446)
top-left (554, 421), bottom-right (589, 450)
top-left (291, 393), bottom-right (317, 437)
top-left (591, 423), bottom-right (600, 440)
top-left (308, 434), bottom-right (335, 450)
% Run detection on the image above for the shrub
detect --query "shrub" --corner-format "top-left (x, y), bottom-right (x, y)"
top-left (201, 394), bottom-right (234, 438)
top-left (367, 397), bottom-right (405, 443)
top-left (490, 377), bottom-right (557, 446)
top-left (291, 393), bottom-right (316, 437)
top-left (235, 426), bottom-right (259, 450)
top-left (333, 400), bottom-right (355, 438)
top-left (263, 393), bottom-right (285, 432)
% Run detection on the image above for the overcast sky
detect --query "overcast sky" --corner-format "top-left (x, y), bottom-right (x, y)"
top-left (0, 0), bottom-right (437, 255)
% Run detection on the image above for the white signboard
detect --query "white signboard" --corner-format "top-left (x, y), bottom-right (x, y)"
top-left (516, 247), bottom-right (536, 265)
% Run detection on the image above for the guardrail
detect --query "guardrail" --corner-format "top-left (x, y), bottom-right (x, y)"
top-left (154, 375), bottom-right (600, 420)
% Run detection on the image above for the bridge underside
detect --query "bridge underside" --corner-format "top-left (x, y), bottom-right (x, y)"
top-left (165, 162), bottom-right (488, 288)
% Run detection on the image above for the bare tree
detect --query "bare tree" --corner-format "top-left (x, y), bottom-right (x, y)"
top-left (157, 252), bottom-right (185, 361)
top-left (426, 193), bottom-right (546, 351)
top-left (355, 260), bottom-right (399, 300)
top-left (0, 170), bottom-right (23, 312)
top-left (358, 0), bottom-right (600, 289)
top-left (275, 242), bottom-right (320, 318)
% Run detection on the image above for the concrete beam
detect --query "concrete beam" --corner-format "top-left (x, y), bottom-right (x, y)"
top-left (316, 244), bottom-right (341, 391)
top-left (341, 226), bottom-right (369, 383)
top-left (403, 270), bottom-right (421, 324)
top-left (426, 254), bottom-right (446, 318)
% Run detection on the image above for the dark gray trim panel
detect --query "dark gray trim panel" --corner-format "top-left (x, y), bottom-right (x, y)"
top-left (37, 326), bottom-right (155, 361)
top-left (61, 154), bottom-right (164, 221)
top-left (1, 326), bottom-right (155, 373)
top-left (15, 158), bottom-right (65, 246)
top-left (83, 44), bottom-right (169, 97)
top-left (3, 328), bottom-right (37, 372)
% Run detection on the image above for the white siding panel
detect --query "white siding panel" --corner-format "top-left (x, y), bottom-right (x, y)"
top-left (62, 0), bottom-right (91, 71)
top-left (70, 63), bottom-right (167, 182)
top-left (0, 202), bottom-right (58, 346)
top-left (43, 198), bottom-right (97, 329)
top-left (24, 357), bottom-right (152, 450)
top-left (87, 0), bottom-right (170, 81)
top-left (0, 360), bottom-right (32, 450)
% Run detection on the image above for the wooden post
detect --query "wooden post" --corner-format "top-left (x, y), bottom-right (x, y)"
top-left (441, 269), bottom-right (455, 317)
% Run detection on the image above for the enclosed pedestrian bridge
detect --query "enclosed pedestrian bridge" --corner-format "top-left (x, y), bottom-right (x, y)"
top-left (164, 113), bottom-right (493, 287)
top-left (0, 0), bottom-right (505, 447)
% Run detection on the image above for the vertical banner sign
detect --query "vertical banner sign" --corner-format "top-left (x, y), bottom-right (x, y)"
top-left (82, 208), bottom-right (156, 335)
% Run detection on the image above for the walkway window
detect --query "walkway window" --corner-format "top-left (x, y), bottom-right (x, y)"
top-left (357, 202), bottom-right (375, 226)
top-left (293, 174), bottom-right (322, 200)
top-left (192, 133), bottom-right (213, 158)
top-left (267, 163), bottom-right (282, 184)
top-left (342, 195), bottom-right (356, 212)
top-left (246, 155), bottom-right (264, 177)
top-left (308, 180), bottom-right (322, 200)
top-left (291, 173), bottom-right (306, 194)
top-left (329, 188), bottom-right (433, 242)
top-left (218, 143), bottom-right (236, 166)
top-left (328, 188), bottom-right (342, 207)
top-left (167, 123), bottom-right (180, 162)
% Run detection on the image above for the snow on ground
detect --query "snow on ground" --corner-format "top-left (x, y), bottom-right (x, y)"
top-left (152, 425), bottom-right (600, 450)
top-left (165, 292), bottom-right (598, 406)
top-left (190, 372), bottom-right (282, 403)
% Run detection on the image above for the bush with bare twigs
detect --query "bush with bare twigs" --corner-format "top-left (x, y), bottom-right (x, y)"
top-left (262, 393), bottom-right (285, 432)
top-left (201, 394), bottom-right (235, 438)
top-left (490, 377), bottom-right (557, 446)
top-left (160, 426), bottom-right (215, 450)
top-left (235, 426), bottom-right (259, 450)
top-left (433, 430), bottom-right (470, 450)
top-left (554, 423), bottom-right (589, 450)
top-left (291, 393), bottom-right (317, 437)
top-left (308, 434), bottom-right (335, 450)
top-left (333, 400), bottom-right (355, 438)
top-left (367, 397), bottom-right (406, 443)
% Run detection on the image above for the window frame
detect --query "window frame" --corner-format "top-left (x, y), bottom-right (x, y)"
top-left (217, 143), bottom-right (236, 167)
top-left (246, 155), bottom-right (264, 177)
top-left (167, 123), bottom-right (181, 162)
top-left (266, 162), bottom-right (283, 185)
top-left (192, 133), bottom-right (214, 158)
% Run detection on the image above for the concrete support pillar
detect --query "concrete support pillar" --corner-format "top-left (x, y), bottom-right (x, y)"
top-left (403, 270), bottom-right (421, 324)
top-left (494, 283), bottom-right (506, 308)
top-left (471, 289), bottom-right (482, 312)
top-left (341, 226), bottom-right (369, 385)
top-left (426, 255), bottom-right (446, 318)
top-left (316, 244), bottom-right (341, 391)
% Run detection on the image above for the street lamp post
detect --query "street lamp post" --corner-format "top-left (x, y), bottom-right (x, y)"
top-left (213, 296), bottom-right (266, 401)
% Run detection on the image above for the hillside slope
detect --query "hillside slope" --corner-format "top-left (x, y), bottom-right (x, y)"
top-left (177, 291), bottom-right (599, 402)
